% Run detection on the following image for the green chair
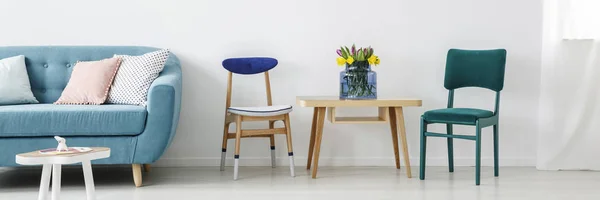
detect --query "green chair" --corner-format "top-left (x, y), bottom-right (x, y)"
top-left (419, 49), bottom-right (507, 185)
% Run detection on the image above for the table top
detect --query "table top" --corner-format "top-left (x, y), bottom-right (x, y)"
top-left (297, 96), bottom-right (422, 107)
top-left (16, 147), bottom-right (110, 165)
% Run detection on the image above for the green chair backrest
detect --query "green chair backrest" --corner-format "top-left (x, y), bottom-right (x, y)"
top-left (444, 49), bottom-right (507, 92)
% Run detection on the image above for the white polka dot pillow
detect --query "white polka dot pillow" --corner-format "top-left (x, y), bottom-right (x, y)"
top-left (107, 49), bottom-right (170, 105)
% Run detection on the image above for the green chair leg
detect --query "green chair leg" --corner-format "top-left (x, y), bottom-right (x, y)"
top-left (419, 117), bottom-right (427, 180)
top-left (447, 124), bottom-right (454, 172)
top-left (494, 124), bottom-right (499, 177)
top-left (475, 122), bottom-right (481, 186)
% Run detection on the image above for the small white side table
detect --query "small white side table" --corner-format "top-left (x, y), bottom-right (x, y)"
top-left (16, 147), bottom-right (110, 200)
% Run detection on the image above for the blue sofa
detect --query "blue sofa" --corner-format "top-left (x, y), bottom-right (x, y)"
top-left (0, 46), bottom-right (182, 187)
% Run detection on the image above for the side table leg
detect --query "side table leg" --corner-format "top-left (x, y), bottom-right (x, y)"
top-left (51, 164), bottom-right (61, 200)
top-left (306, 107), bottom-right (318, 170)
top-left (311, 107), bottom-right (326, 178)
top-left (38, 164), bottom-right (51, 200)
top-left (388, 107), bottom-right (401, 169)
top-left (395, 107), bottom-right (412, 178)
top-left (82, 160), bottom-right (96, 200)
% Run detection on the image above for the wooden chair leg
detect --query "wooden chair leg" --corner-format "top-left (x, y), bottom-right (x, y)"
top-left (475, 122), bottom-right (482, 186)
top-left (447, 124), bottom-right (454, 172)
top-left (143, 164), bottom-right (151, 172)
top-left (419, 117), bottom-right (427, 180)
top-left (233, 116), bottom-right (242, 180)
top-left (284, 114), bottom-right (295, 177)
top-left (307, 107), bottom-right (318, 170)
top-left (221, 122), bottom-right (230, 171)
top-left (132, 164), bottom-right (142, 187)
top-left (494, 124), bottom-right (499, 177)
top-left (388, 107), bottom-right (401, 169)
top-left (269, 121), bottom-right (276, 168)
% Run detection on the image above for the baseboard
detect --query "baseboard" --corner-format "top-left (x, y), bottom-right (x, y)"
top-left (154, 156), bottom-right (535, 167)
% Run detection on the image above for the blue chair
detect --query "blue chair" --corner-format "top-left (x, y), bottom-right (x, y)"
top-left (419, 49), bottom-right (507, 185)
top-left (220, 57), bottom-right (295, 180)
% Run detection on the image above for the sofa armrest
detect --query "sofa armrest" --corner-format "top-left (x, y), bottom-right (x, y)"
top-left (132, 54), bottom-right (182, 163)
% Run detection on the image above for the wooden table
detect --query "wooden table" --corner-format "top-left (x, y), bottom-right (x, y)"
top-left (16, 147), bottom-right (110, 200)
top-left (297, 96), bottom-right (422, 178)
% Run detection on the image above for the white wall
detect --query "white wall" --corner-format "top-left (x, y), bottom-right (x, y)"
top-left (0, 0), bottom-right (542, 167)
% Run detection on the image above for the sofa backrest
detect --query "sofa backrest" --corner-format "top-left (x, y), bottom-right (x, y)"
top-left (0, 46), bottom-right (179, 103)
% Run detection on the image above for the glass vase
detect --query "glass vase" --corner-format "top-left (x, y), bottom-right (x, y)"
top-left (339, 61), bottom-right (377, 99)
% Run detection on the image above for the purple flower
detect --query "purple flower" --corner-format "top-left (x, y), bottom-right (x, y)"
top-left (337, 49), bottom-right (343, 56)
top-left (351, 44), bottom-right (356, 55)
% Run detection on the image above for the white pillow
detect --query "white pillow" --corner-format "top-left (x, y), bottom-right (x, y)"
top-left (0, 55), bottom-right (39, 105)
top-left (107, 49), bottom-right (170, 105)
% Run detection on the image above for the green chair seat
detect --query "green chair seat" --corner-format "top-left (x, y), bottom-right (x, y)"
top-left (423, 108), bottom-right (494, 124)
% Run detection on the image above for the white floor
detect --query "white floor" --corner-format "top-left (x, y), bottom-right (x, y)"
top-left (0, 166), bottom-right (599, 200)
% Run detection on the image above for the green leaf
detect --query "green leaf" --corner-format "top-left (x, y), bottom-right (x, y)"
top-left (358, 49), bottom-right (364, 61)
top-left (341, 46), bottom-right (348, 58)
top-left (344, 46), bottom-right (351, 59)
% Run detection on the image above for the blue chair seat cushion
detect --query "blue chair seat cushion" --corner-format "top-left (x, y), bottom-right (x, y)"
top-left (222, 57), bottom-right (278, 74)
top-left (423, 108), bottom-right (494, 124)
top-left (0, 104), bottom-right (147, 137)
top-left (228, 105), bottom-right (292, 117)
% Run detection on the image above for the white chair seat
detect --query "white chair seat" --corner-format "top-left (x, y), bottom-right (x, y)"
top-left (228, 105), bottom-right (293, 117)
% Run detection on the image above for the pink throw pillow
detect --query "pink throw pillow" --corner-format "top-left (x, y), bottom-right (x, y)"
top-left (55, 57), bottom-right (122, 105)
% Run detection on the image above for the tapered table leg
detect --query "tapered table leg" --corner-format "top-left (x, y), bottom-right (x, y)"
top-left (388, 107), bottom-right (401, 169)
top-left (82, 160), bottom-right (96, 200)
top-left (306, 107), bottom-right (318, 170)
top-left (311, 107), bottom-right (326, 178)
top-left (395, 107), bottom-right (412, 178)
top-left (38, 164), bottom-right (51, 200)
top-left (51, 164), bottom-right (61, 200)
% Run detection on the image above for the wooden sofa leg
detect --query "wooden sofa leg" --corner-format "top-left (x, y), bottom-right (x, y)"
top-left (143, 164), bottom-right (151, 172)
top-left (132, 164), bottom-right (142, 187)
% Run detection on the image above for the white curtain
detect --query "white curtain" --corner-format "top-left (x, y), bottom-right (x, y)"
top-left (537, 0), bottom-right (600, 170)
top-left (563, 0), bottom-right (600, 39)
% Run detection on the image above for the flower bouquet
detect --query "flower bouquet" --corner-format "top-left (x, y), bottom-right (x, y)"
top-left (336, 44), bottom-right (380, 99)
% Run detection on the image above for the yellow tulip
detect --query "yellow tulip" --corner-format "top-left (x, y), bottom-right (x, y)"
top-left (374, 56), bottom-right (380, 65)
top-left (336, 57), bottom-right (346, 66)
top-left (368, 55), bottom-right (377, 65)
top-left (346, 57), bottom-right (355, 65)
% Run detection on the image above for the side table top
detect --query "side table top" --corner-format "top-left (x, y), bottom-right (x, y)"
top-left (16, 147), bottom-right (111, 165)
top-left (297, 96), bottom-right (422, 107)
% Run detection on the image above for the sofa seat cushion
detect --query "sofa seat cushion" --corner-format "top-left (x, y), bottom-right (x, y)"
top-left (0, 104), bottom-right (147, 137)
